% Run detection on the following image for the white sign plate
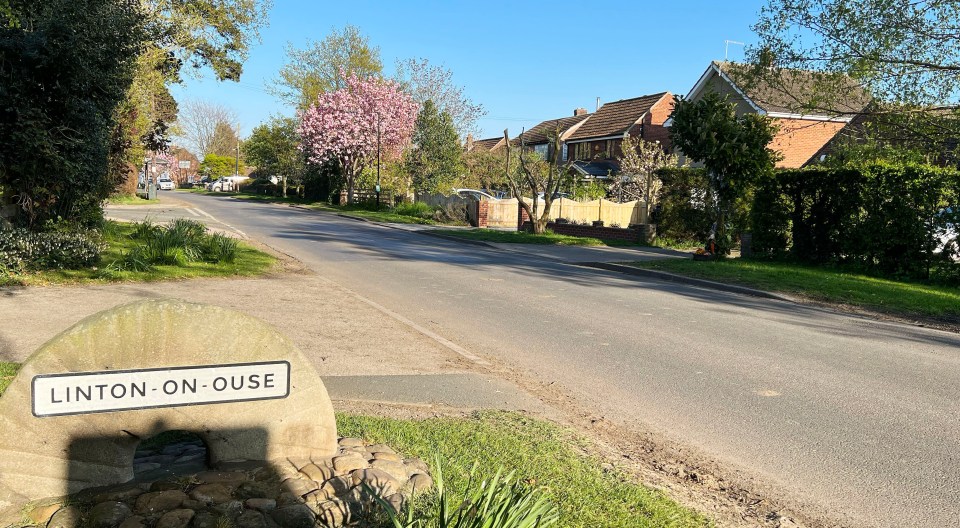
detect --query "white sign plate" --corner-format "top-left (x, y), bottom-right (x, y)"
top-left (178, 160), bottom-right (191, 169)
top-left (31, 361), bottom-right (290, 417)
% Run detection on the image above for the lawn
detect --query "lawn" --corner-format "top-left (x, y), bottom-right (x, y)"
top-left (106, 194), bottom-right (151, 205)
top-left (0, 221), bottom-right (277, 287)
top-left (433, 228), bottom-right (608, 246)
top-left (310, 203), bottom-right (444, 225)
top-left (628, 259), bottom-right (960, 320)
top-left (338, 411), bottom-right (710, 527)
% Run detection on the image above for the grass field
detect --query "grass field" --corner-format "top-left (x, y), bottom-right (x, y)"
top-left (628, 259), bottom-right (960, 320)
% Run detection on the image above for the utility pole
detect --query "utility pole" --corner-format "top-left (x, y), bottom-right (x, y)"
top-left (376, 113), bottom-right (381, 210)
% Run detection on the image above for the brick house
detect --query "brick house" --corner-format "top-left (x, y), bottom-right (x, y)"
top-left (672, 61), bottom-right (871, 168)
top-left (563, 92), bottom-right (674, 179)
top-left (513, 110), bottom-right (592, 164)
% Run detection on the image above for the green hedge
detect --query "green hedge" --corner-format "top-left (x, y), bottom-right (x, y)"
top-left (654, 167), bottom-right (752, 244)
top-left (751, 163), bottom-right (960, 279)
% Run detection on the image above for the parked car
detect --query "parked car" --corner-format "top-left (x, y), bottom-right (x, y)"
top-left (454, 188), bottom-right (499, 201)
top-left (157, 177), bottom-right (175, 191)
top-left (937, 207), bottom-right (958, 260)
top-left (206, 178), bottom-right (232, 192)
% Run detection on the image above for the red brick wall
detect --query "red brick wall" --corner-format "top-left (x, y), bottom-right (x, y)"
top-left (541, 222), bottom-right (656, 243)
top-left (642, 95), bottom-right (674, 149)
top-left (771, 118), bottom-right (847, 168)
top-left (476, 200), bottom-right (488, 228)
top-left (517, 205), bottom-right (530, 230)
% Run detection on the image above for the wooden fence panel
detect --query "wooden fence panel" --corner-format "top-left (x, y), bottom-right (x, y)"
top-left (486, 198), bottom-right (519, 228)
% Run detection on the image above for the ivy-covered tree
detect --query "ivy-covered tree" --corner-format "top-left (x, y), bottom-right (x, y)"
top-left (405, 100), bottom-right (464, 195)
top-left (0, 0), bottom-right (145, 227)
top-left (669, 92), bottom-right (780, 255)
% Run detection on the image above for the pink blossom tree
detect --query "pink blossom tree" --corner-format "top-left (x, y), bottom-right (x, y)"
top-left (298, 73), bottom-right (418, 202)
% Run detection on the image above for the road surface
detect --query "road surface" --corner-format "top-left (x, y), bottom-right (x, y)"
top-left (120, 193), bottom-right (960, 527)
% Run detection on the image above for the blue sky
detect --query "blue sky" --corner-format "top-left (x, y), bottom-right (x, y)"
top-left (170, 0), bottom-right (767, 143)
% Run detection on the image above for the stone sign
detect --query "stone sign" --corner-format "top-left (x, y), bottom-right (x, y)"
top-left (0, 300), bottom-right (338, 517)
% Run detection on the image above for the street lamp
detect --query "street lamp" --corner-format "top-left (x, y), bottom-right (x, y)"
top-left (375, 112), bottom-right (381, 210)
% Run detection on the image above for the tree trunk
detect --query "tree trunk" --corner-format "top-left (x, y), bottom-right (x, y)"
top-left (282, 174), bottom-right (288, 198)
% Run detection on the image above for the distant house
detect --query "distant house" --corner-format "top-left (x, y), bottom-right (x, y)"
top-left (672, 61), bottom-right (872, 168)
top-left (514, 109), bottom-right (592, 164)
top-left (563, 92), bottom-right (674, 179)
top-left (465, 135), bottom-right (507, 153)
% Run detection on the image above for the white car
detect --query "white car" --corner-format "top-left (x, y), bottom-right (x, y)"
top-left (454, 188), bottom-right (499, 201)
top-left (157, 177), bottom-right (175, 191)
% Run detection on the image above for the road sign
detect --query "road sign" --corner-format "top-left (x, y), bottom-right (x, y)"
top-left (32, 361), bottom-right (290, 417)
top-left (178, 160), bottom-right (191, 169)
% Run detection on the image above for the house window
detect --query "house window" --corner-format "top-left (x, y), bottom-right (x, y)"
top-left (534, 143), bottom-right (549, 159)
top-left (562, 144), bottom-right (568, 161)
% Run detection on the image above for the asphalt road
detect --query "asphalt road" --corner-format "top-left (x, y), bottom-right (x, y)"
top-left (146, 193), bottom-right (960, 527)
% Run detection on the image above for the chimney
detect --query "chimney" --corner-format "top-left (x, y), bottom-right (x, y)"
top-left (596, 97), bottom-right (601, 111)
top-left (574, 108), bottom-right (588, 116)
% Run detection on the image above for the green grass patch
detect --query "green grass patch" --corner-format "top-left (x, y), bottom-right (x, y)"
top-left (0, 221), bottom-right (276, 287)
top-left (106, 194), bottom-right (150, 205)
top-left (338, 411), bottom-right (710, 527)
top-left (628, 259), bottom-right (960, 320)
top-left (310, 203), bottom-right (441, 225)
top-left (433, 229), bottom-right (608, 246)
top-left (0, 362), bottom-right (19, 396)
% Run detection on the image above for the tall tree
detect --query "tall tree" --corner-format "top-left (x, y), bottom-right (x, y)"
top-left (749, 0), bottom-right (960, 154)
top-left (752, 0), bottom-right (960, 109)
top-left (394, 58), bottom-right (486, 138)
top-left (298, 73), bottom-right (417, 202)
top-left (405, 100), bottom-right (465, 195)
top-left (208, 121), bottom-right (241, 158)
top-left (669, 92), bottom-right (780, 255)
top-left (273, 25), bottom-right (382, 110)
top-left (244, 117), bottom-right (303, 196)
top-left (143, 0), bottom-right (271, 83)
top-left (175, 99), bottom-right (238, 158)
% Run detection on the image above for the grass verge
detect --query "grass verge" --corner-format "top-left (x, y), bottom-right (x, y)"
top-left (106, 194), bottom-right (150, 205)
top-left (0, 362), bottom-right (18, 395)
top-left (433, 228), bottom-right (609, 246)
top-left (0, 221), bottom-right (276, 287)
top-left (338, 410), bottom-right (710, 527)
top-left (309, 203), bottom-right (441, 225)
top-left (627, 259), bottom-right (960, 320)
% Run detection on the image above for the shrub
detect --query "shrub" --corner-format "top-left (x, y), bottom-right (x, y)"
top-left (244, 178), bottom-right (279, 195)
top-left (372, 459), bottom-right (559, 528)
top-left (203, 233), bottom-right (239, 263)
top-left (654, 167), bottom-right (712, 243)
top-left (0, 228), bottom-right (103, 271)
top-left (394, 202), bottom-right (435, 219)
